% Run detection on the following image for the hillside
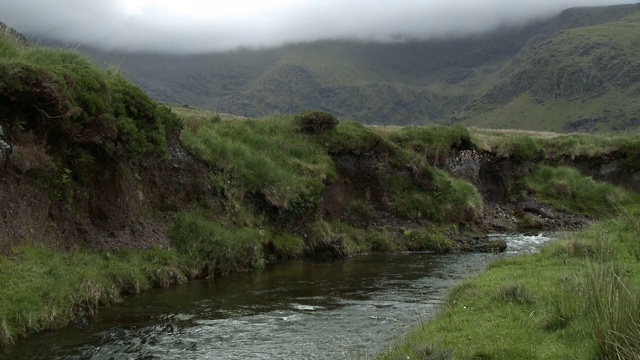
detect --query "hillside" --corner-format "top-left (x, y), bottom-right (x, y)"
top-left (66, 4), bottom-right (640, 129)
top-left (455, 11), bottom-right (640, 132)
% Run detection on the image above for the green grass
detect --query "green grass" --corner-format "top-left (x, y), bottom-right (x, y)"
top-left (0, 245), bottom-right (191, 346)
top-left (0, 210), bottom-right (272, 346)
top-left (388, 166), bottom-right (483, 224)
top-left (522, 165), bottom-right (639, 216)
top-left (0, 35), bottom-right (180, 159)
top-left (464, 12), bottom-right (640, 133)
top-left (181, 114), bottom-right (335, 211)
top-left (167, 210), bottom-right (265, 274)
top-left (378, 213), bottom-right (640, 359)
top-left (381, 124), bottom-right (473, 164)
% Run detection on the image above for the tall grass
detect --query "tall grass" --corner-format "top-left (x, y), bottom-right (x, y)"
top-left (167, 210), bottom-right (265, 274)
top-left (581, 262), bottom-right (640, 359)
top-left (181, 115), bottom-right (335, 211)
top-left (0, 33), bottom-right (180, 168)
top-left (389, 166), bottom-right (483, 223)
top-left (381, 124), bottom-right (472, 165)
top-left (522, 165), bottom-right (637, 217)
top-left (0, 246), bottom-right (190, 346)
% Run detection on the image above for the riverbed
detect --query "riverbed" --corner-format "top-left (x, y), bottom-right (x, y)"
top-left (1, 232), bottom-right (554, 360)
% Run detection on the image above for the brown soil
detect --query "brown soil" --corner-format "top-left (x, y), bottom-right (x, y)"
top-left (2, 127), bottom-right (626, 256)
top-left (0, 131), bottom-right (211, 254)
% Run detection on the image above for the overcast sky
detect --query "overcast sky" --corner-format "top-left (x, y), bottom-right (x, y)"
top-left (0, 0), bottom-right (630, 53)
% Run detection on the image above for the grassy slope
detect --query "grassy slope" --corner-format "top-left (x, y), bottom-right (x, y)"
top-left (461, 12), bottom-right (640, 133)
top-left (81, 25), bottom-right (541, 125)
top-left (378, 213), bottom-right (640, 359)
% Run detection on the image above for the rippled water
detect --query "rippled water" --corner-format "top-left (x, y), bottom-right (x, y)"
top-left (2, 233), bottom-right (556, 360)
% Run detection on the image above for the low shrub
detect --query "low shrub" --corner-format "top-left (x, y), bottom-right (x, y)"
top-left (294, 110), bottom-right (339, 134)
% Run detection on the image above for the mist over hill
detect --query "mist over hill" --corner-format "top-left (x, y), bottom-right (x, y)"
top-left (48, 4), bottom-right (640, 130)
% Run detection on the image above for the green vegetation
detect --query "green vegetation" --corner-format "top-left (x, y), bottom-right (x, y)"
top-left (0, 245), bottom-right (191, 346)
top-left (464, 11), bottom-right (640, 132)
top-left (181, 114), bottom-right (335, 211)
top-left (4, 14), bottom-right (640, 353)
top-left (522, 165), bottom-right (639, 216)
top-left (0, 34), bottom-right (180, 178)
top-left (402, 228), bottom-right (454, 252)
top-left (388, 167), bottom-right (483, 224)
top-left (378, 212), bottom-right (640, 359)
top-left (167, 210), bottom-right (265, 274)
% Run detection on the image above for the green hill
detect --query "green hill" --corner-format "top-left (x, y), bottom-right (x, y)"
top-left (455, 11), bottom-right (640, 132)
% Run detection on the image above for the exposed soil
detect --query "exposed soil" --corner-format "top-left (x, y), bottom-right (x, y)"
top-left (4, 126), bottom-right (635, 256)
top-left (0, 131), bottom-right (211, 254)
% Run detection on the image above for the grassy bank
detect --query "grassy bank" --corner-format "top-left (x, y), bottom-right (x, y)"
top-left (0, 212), bottom-right (273, 346)
top-left (377, 211), bottom-right (640, 359)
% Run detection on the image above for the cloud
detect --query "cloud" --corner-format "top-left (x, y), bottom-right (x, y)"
top-left (0, 0), bottom-right (630, 53)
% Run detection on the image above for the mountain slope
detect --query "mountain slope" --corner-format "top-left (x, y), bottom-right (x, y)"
top-left (71, 4), bottom-right (640, 128)
top-left (455, 11), bottom-right (640, 132)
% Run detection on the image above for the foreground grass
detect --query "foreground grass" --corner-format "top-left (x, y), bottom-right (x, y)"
top-left (0, 246), bottom-right (192, 346)
top-left (378, 213), bottom-right (640, 359)
top-left (0, 213), bottom-right (270, 346)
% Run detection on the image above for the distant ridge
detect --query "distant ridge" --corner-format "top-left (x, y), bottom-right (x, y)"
top-left (0, 22), bottom-right (31, 48)
top-left (453, 9), bottom-right (640, 133)
top-left (30, 4), bottom-right (640, 132)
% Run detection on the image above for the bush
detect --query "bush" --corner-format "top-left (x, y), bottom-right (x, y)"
top-left (294, 110), bottom-right (339, 134)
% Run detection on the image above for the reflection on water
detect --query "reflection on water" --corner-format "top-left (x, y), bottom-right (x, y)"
top-left (2, 233), bottom-right (555, 360)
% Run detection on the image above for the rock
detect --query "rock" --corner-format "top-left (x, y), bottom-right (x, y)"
top-left (474, 239), bottom-right (508, 253)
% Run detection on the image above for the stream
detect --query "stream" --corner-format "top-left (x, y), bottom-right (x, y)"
top-left (2, 233), bottom-right (555, 360)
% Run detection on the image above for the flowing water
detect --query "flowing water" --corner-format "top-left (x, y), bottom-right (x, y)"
top-left (2, 232), bottom-right (555, 360)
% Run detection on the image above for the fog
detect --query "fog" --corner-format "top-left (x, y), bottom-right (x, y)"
top-left (0, 0), bottom-right (630, 53)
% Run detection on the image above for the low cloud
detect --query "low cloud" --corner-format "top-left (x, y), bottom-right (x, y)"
top-left (0, 0), bottom-right (629, 53)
